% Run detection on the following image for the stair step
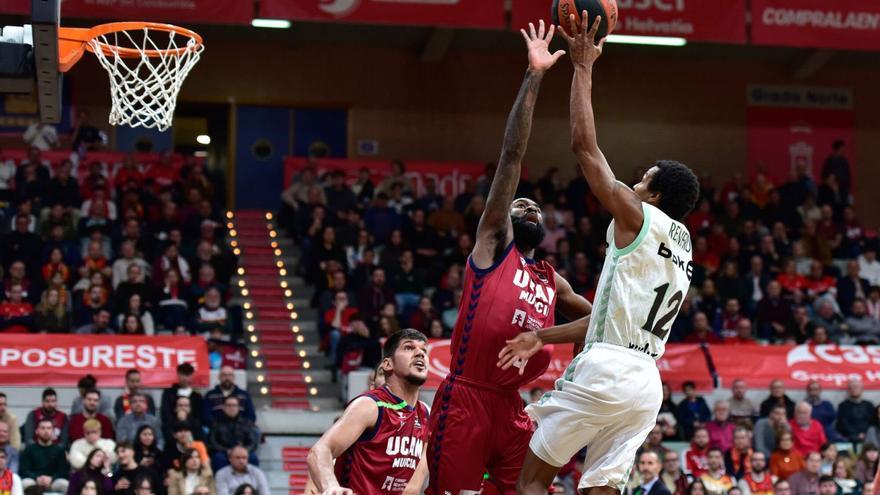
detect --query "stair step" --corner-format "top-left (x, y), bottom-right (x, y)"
top-left (260, 334), bottom-right (296, 344)
top-left (272, 398), bottom-right (310, 410)
top-left (269, 373), bottom-right (304, 383)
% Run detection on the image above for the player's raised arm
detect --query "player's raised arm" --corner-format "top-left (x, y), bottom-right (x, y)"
top-left (560, 14), bottom-right (645, 244)
top-left (472, 20), bottom-right (565, 269)
top-left (307, 397), bottom-right (378, 495)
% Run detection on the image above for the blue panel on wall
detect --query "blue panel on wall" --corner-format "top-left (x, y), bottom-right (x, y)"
top-left (293, 108), bottom-right (347, 157)
top-left (115, 125), bottom-right (173, 153)
top-left (235, 106), bottom-right (291, 209)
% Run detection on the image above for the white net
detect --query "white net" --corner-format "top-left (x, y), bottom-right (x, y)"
top-left (87, 26), bottom-right (203, 131)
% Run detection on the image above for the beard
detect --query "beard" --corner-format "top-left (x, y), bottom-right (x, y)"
top-left (511, 215), bottom-right (546, 251)
top-left (404, 373), bottom-right (427, 386)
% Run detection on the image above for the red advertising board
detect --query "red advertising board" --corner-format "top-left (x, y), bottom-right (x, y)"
top-left (0, 335), bottom-right (210, 387)
top-left (510, 0), bottom-right (746, 43)
top-left (260, 0), bottom-right (505, 29)
top-left (285, 157), bottom-right (487, 198)
top-left (708, 344), bottom-right (880, 390)
top-left (746, 85), bottom-right (854, 185)
top-left (425, 340), bottom-right (714, 391)
top-left (752, 0), bottom-right (880, 51)
top-left (60, 0), bottom-right (252, 25)
top-left (0, 1), bottom-right (28, 15)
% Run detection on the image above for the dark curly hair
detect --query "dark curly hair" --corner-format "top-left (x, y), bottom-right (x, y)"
top-left (647, 160), bottom-right (700, 221)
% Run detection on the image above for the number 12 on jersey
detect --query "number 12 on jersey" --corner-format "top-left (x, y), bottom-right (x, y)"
top-left (641, 283), bottom-right (683, 340)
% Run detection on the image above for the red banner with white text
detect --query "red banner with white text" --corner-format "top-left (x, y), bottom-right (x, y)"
top-left (60, 0), bottom-right (252, 24)
top-left (425, 340), bottom-right (714, 391)
top-left (0, 335), bottom-right (209, 387)
top-left (510, 0), bottom-right (746, 43)
top-left (284, 157), bottom-right (487, 199)
top-left (260, 0), bottom-right (505, 29)
top-left (708, 344), bottom-right (880, 390)
top-left (752, 0), bottom-right (880, 51)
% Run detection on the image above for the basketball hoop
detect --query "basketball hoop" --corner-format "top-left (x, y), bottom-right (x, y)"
top-left (58, 22), bottom-right (204, 131)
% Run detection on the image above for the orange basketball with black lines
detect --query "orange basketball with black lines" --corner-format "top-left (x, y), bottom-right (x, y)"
top-left (552, 0), bottom-right (618, 38)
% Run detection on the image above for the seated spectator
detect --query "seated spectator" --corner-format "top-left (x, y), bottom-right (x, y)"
top-left (161, 363), bottom-right (205, 432)
top-left (132, 425), bottom-right (162, 472)
top-left (74, 284), bottom-right (111, 328)
top-left (804, 261), bottom-right (836, 301)
top-left (69, 420), bottom-right (116, 470)
top-left (724, 427), bottom-right (753, 480)
top-left (678, 382), bottom-right (712, 440)
top-left (167, 448), bottom-right (216, 495)
top-left (804, 382), bottom-right (838, 443)
top-left (707, 401), bottom-right (736, 452)
top-left (638, 424), bottom-right (670, 461)
top-left (770, 432), bottom-right (804, 481)
top-left (190, 264), bottom-right (226, 308)
top-left (116, 393), bottom-right (163, 449)
top-left (214, 446), bottom-right (270, 495)
top-left (323, 291), bottom-right (358, 358)
top-left (334, 315), bottom-right (382, 375)
top-left (114, 370), bottom-right (157, 421)
top-left (789, 402), bottom-right (826, 456)
top-left (120, 314), bottom-right (146, 335)
top-left (156, 269), bottom-right (191, 332)
top-left (754, 405), bottom-right (791, 456)
top-left (683, 313), bottom-right (722, 345)
top-left (70, 375), bottom-right (113, 418)
top-left (737, 451), bottom-right (773, 495)
top-left (196, 288), bottom-right (227, 336)
top-left (685, 427), bottom-right (712, 477)
top-left (756, 281), bottom-right (792, 342)
top-left (837, 378), bottom-right (874, 445)
top-left (163, 396), bottom-right (204, 447)
top-left (777, 260), bottom-right (808, 296)
top-left (700, 448), bottom-right (735, 495)
top-left (203, 366), bottom-right (256, 426)
top-left (662, 451), bottom-right (691, 495)
top-left (0, 421), bottom-right (18, 474)
top-left (0, 394), bottom-right (21, 450)
top-left (131, 476), bottom-right (159, 495)
top-left (42, 247), bottom-right (71, 286)
top-left (816, 476), bottom-right (837, 495)
top-left (854, 444), bottom-right (879, 483)
top-left (115, 264), bottom-right (152, 314)
top-left (357, 268), bottom-right (395, 325)
top-left (773, 479), bottom-right (790, 495)
top-left (724, 319), bottom-right (756, 345)
top-left (838, 261), bottom-right (870, 317)
top-left (858, 245), bottom-right (880, 288)
top-left (786, 307), bottom-right (815, 344)
top-left (819, 443), bottom-right (836, 475)
top-left (811, 299), bottom-right (844, 340)
top-left (787, 452), bottom-right (821, 495)
top-left (23, 388), bottom-right (67, 445)
top-left (208, 397), bottom-right (259, 471)
top-left (118, 293), bottom-right (155, 335)
top-left (19, 419), bottom-right (68, 492)
top-left (3, 261), bottom-right (33, 304)
top-left (161, 421), bottom-right (210, 473)
top-left (33, 287), bottom-right (71, 333)
top-left (714, 299), bottom-right (744, 340)
top-left (760, 380), bottom-right (795, 419)
top-left (0, 450), bottom-right (22, 495)
top-left (388, 250), bottom-right (425, 314)
top-left (844, 299), bottom-right (880, 344)
top-left (832, 457), bottom-right (859, 495)
top-left (408, 296), bottom-right (438, 334)
top-left (114, 442), bottom-right (161, 495)
top-left (112, 240), bottom-right (150, 289)
top-left (728, 379), bottom-right (757, 423)
top-left (69, 389), bottom-right (114, 441)
top-left (75, 309), bottom-right (114, 335)
top-left (0, 285), bottom-right (33, 333)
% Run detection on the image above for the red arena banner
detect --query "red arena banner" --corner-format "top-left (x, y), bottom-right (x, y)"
top-left (0, 1), bottom-right (28, 15)
top-left (709, 344), bottom-right (880, 390)
top-left (0, 335), bottom-right (210, 387)
top-left (60, 0), bottom-right (252, 24)
top-left (752, 0), bottom-right (880, 51)
top-left (510, 0), bottom-right (747, 43)
top-left (425, 340), bottom-right (713, 391)
top-left (260, 0), bottom-right (505, 29)
top-left (285, 157), bottom-right (487, 198)
top-left (746, 85), bottom-right (854, 185)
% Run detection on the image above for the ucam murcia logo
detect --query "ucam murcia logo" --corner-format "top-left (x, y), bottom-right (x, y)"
top-left (513, 269), bottom-right (556, 317)
top-left (319, 0), bottom-right (462, 17)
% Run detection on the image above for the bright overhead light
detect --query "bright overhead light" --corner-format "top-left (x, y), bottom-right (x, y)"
top-left (196, 134), bottom-right (211, 145)
top-left (252, 18), bottom-right (291, 29)
top-left (606, 35), bottom-right (687, 47)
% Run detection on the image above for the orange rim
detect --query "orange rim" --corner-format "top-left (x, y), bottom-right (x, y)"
top-left (58, 22), bottom-right (203, 73)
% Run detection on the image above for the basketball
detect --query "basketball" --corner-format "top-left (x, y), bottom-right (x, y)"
top-left (552, 0), bottom-right (618, 38)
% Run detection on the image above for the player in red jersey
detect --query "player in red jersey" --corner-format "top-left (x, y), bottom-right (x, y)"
top-left (426, 20), bottom-right (592, 495)
top-left (308, 329), bottom-right (430, 495)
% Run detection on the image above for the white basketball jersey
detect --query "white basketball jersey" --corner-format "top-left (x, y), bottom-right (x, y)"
top-left (584, 203), bottom-right (693, 360)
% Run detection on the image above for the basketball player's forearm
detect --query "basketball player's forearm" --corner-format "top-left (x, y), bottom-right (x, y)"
top-left (306, 444), bottom-right (340, 491)
top-left (537, 315), bottom-right (590, 344)
top-left (570, 66), bottom-right (599, 157)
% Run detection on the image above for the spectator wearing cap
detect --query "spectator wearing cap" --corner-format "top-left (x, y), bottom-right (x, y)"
top-left (23, 388), bottom-right (67, 446)
top-left (19, 418), bottom-right (68, 492)
top-left (0, 394), bottom-right (21, 450)
top-left (0, 421), bottom-right (18, 474)
top-left (161, 421), bottom-right (210, 473)
top-left (161, 363), bottom-right (205, 431)
top-left (69, 389), bottom-right (115, 442)
top-left (116, 393), bottom-right (163, 449)
top-left (68, 418), bottom-right (117, 469)
top-left (203, 366), bottom-right (255, 426)
top-left (71, 374), bottom-right (114, 419)
top-left (208, 397), bottom-right (259, 471)
top-left (114, 369), bottom-right (157, 421)
top-left (0, 449), bottom-right (22, 495)
top-left (837, 378), bottom-right (875, 445)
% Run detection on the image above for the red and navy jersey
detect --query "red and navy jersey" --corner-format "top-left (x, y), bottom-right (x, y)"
top-left (335, 387), bottom-right (430, 494)
top-left (449, 242), bottom-right (557, 388)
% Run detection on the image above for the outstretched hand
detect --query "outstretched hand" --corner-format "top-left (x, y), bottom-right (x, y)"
top-left (558, 13), bottom-right (606, 68)
top-left (497, 331), bottom-right (543, 375)
top-left (521, 20), bottom-right (566, 73)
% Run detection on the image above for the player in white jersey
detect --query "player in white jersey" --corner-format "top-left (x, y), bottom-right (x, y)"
top-left (497, 14), bottom-right (700, 495)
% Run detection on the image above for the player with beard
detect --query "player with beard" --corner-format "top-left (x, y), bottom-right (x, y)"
top-left (308, 329), bottom-right (430, 495)
top-left (426, 20), bottom-right (592, 495)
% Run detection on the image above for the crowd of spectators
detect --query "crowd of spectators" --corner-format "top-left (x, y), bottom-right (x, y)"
top-left (0, 365), bottom-right (269, 495)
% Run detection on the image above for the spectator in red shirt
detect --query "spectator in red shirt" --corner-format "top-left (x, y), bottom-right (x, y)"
top-left (685, 313), bottom-right (723, 344)
top-left (324, 290), bottom-right (359, 359)
top-left (686, 427), bottom-right (712, 477)
top-left (693, 236), bottom-right (721, 279)
top-left (113, 154), bottom-right (144, 190)
top-left (408, 296), bottom-right (438, 334)
top-left (23, 388), bottom-right (67, 445)
top-left (68, 389), bottom-right (114, 442)
top-left (714, 298), bottom-right (744, 339)
top-left (724, 319), bottom-right (756, 345)
top-left (790, 402), bottom-right (826, 456)
top-left (777, 260), bottom-right (809, 296)
top-left (706, 400), bottom-right (736, 452)
top-left (0, 285), bottom-right (33, 333)
top-left (805, 261), bottom-right (837, 301)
